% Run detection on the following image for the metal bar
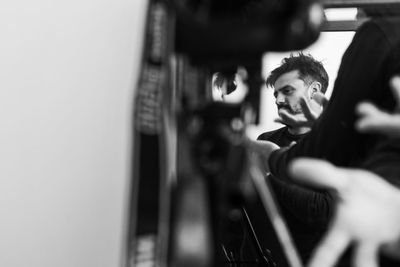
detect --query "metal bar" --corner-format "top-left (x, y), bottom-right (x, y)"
top-left (249, 156), bottom-right (303, 267)
top-left (321, 19), bottom-right (368, 31)
top-left (322, 0), bottom-right (400, 8)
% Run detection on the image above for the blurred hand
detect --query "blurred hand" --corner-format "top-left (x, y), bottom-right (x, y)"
top-left (289, 158), bottom-right (400, 267)
top-left (356, 76), bottom-right (400, 137)
top-left (246, 139), bottom-right (280, 173)
top-left (275, 92), bottom-right (328, 128)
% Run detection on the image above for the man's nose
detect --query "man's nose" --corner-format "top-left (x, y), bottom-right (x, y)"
top-left (275, 94), bottom-right (285, 105)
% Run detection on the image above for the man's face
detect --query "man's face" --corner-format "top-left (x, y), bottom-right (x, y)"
top-left (273, 70), bottom-right (319, 125)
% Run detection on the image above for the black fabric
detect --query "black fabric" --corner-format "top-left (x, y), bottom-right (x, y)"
top-left (268, 18), bottom-right (400, 267)
top-left (257, 127), bottom-right (333, 263)
top-left (218, 127), bottom-right (307, 266)
top-left (257, 126), bottom-right (306, 147)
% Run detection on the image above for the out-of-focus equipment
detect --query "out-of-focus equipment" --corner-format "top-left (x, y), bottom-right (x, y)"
top-left (174, 0), bottom-right (324, 124)
top-left (322, 0), bottom-right (400, 31)
top-left (129, 0), bottom-right (325, 267)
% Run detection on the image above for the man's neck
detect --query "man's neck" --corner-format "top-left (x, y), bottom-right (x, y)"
top-left (287, 126), bottom-right (311, 135)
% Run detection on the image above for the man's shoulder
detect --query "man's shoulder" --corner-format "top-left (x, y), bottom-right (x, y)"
top-left (257, 127), bottom-right (288, 141)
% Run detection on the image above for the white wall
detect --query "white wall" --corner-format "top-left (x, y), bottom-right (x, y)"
top-left (0, 0), bottom-right (147, 266)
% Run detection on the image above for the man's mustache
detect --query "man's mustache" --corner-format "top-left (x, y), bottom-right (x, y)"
top-left (277, 104), bottom-right (293, 112)
top-left (277, 104), bottom-right (302, 115)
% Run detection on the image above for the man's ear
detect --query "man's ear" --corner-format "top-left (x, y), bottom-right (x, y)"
top-left (310, 82), bottom-right (322, 99)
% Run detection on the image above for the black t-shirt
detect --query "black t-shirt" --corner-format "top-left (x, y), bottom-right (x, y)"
top-left (219, 126), bottom-right (324, 266)
top-left (257, 126), bottom-right (307, 147)
top-left (255, 127), bottom-right (332, 264)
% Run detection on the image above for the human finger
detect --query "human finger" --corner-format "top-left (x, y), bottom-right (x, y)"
top-left (355, 101), bottom-right (383, 118)
top-left (308, 224), bottom-right (351, 267)
top-left (247, 139), bottom-right (280, 160)
top-left (389, 76), bottom-right (400, 110)
top-left (278, 109), bottom-right (298, 123)
top-left (353, 243), bottom-right (379, 267)
top-left (313, 92), bottom-right (329, 108)
top-left (355, 102), bottom-right (384, 132)
top-left (356, 102), bottom-right (400, 136)
top-left (300, 96), bottom-right (319, 121)
top-left (289, 158), bottom-right (349, 191)
top-left (275, 109), bottom-right (311, 127)
top-left (355, 102), bottom-right (389, 129)
top-left (357, 116), bottom-right (400, 136)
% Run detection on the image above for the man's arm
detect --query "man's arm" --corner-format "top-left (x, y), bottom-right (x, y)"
top-left (268, 175), bottom-right (334, 227)
top-left (246, 139), bottom-right (280, 173)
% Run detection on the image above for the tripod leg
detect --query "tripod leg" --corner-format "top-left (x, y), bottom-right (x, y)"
top-left (249, 155), bottom-right (303, 267)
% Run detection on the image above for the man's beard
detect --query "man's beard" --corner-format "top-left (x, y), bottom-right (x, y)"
top-left (277, 104), bottom-right (302, 115)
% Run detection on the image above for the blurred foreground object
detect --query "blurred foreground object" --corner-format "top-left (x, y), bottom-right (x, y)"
top-left (130, 0), bottom-right (325, 267)
top-left (356, 76), bottom-right (400, 137)
top-left (289, 159), bottom-right (400, 267)
top-left (174, 0), bottom-right (324, 67)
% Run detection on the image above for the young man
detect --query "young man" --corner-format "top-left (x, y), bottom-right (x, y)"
top-left (250, 54), bottom-right (332, 265)
top-left (258, 53), bottom-right (329, 145)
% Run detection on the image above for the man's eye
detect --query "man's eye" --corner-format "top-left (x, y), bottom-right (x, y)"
top-left (283, 89), bottom-right (293, 95)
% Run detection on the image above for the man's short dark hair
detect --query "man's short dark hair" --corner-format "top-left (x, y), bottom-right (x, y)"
top-left (266, 53), bottom-right (329, 93)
